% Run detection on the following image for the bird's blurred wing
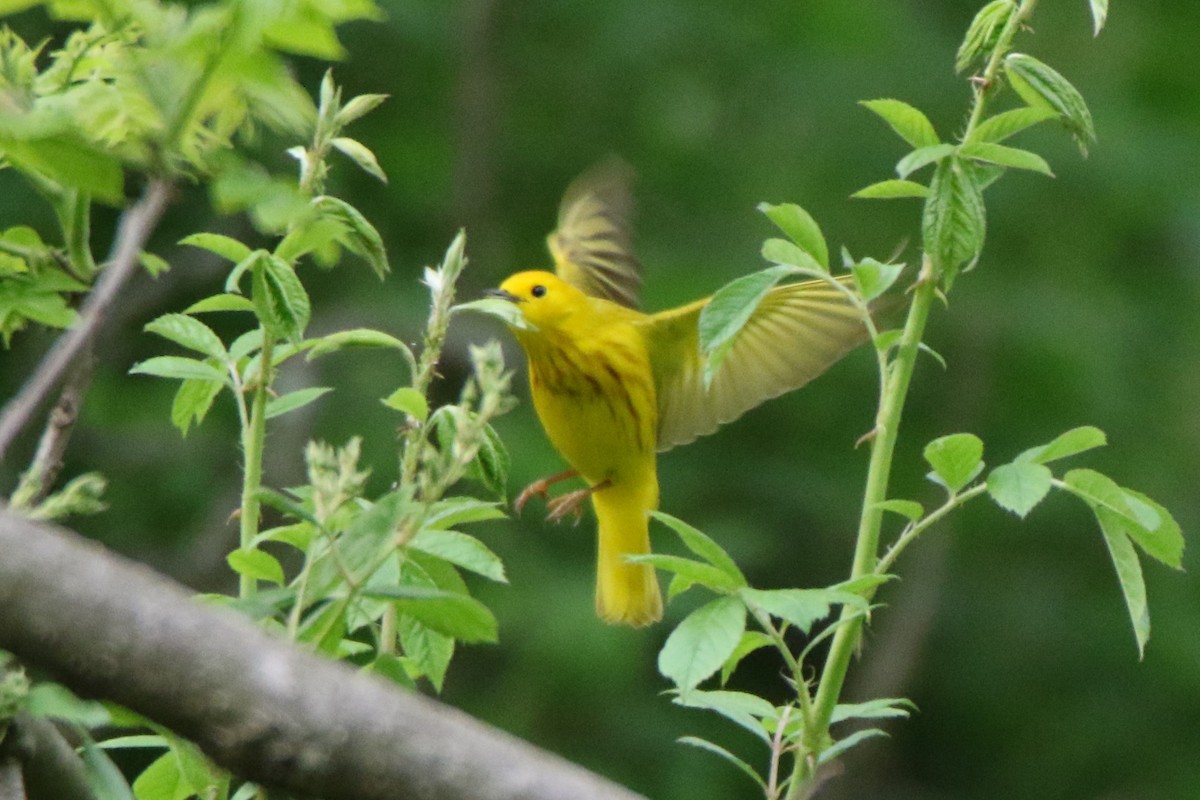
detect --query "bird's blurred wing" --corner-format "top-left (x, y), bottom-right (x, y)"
top-left (643, 277), bottom-right (871, 452)
top-left (547, 159), bottom-right (642, 309)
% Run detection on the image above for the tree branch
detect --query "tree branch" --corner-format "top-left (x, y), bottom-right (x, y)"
top-left (0, 511), bottom-right (647, 800)
top-left (0, 180), bottom-right (173, 467)
top-left (0, 713), bottom-right (96, 800)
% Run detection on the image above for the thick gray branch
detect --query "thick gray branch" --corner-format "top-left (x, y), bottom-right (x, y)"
top-left (0, 512), bottom-right (646, 800)
top-left (0, 180), bottom-right (173, 466)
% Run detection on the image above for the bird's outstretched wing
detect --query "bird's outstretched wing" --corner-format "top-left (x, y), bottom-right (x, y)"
top-left (642, 277), bottom-right (872, 451)
top-left (547, 159), bottom-right (642, 309)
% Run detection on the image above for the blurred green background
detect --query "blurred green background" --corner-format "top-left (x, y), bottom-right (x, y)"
top-left (2, 1), bottom-right (1198, 798)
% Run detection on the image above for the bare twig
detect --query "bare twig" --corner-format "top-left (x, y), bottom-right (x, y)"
top-left (0, 180), bottom-right (173, 466)
top-left (0, 511), bottom-right (647, 800)
top-left (9, 351), bottom-right (96, 509)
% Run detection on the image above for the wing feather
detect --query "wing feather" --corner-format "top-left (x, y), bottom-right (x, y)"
top-left (547, 160), bottom-right (642, 308)
top-left (643, 277), bottom-right (873, 451)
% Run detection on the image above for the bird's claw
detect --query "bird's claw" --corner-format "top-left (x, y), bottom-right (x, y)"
top-left (545, 489), bottom-right (590, 526)
top-left (513, 479), bottom-right (551, 515)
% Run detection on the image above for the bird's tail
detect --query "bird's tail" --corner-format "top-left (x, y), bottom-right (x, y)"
top-left (591, 480), bottom-right (662, 626)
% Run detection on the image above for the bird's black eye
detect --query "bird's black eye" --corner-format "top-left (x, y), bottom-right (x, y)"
top-left (531, 284), bottom-right (547, 298)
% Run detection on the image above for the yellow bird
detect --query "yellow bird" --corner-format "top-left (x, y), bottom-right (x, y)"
top-left (487, 164), bottom-right (873, 626)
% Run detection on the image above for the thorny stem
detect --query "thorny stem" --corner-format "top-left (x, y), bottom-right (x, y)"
top-left (788, 3), bottom-right (1042, 793)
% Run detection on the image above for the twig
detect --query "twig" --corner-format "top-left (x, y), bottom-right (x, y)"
top-left (0, 180), bottom-right (173, 467)
top-left (0, 511), bottom-right (647, 800)
top-left (9, 350), bottom-right (96, 509)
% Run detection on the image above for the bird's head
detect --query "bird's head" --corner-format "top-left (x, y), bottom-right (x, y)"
top-left (485, 270), bottom-right (586, 331)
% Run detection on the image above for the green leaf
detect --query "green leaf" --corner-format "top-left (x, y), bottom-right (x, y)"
top-left (264, 13), bottom-right (345, 59)
top-left (366, 586), bottom-right (498, 643)
top-left (382, 387), bottom-right (429, 421)
top-left (924, 433), bottom-right (984, 492)
top-left (677, 736), bottom-right (766, 790)
top-left (969, 106), bottom-right (1058, 144)
top-left (1089, 0), bottom-right (1108, 36)
top-left (873, 499), bottom-right (924, 522)
top-left (960, 142), bottom-right (1054, 176)
top-left (336, 93), bottom-right (389, 126)
top-left (895, 143), bottom-right (956, 179)
top-left (1062, 469), bottom-right (1144, 525)
top-left (332, 136), bottom-right (387, 183)
top-left (852, 179), bottom-right (931, 200)
top-left (1004, 53), bottom-right (1096, 155)
top-left (424, 497), bottom-right (508, 529)
top-left (758, 202), bottom-right (829, 269)
top-left (451, 297), bottom-right (537, 332)
top-left (170, 378), bottom-right (223, 436)
top-left (81, 736), bottom-right (137, 800)
top-left (987, 461), bottom-right (1053, 518)
top-left (409, 529), bottom-right (507, 583)
top-left (861, 98), bottom-right (940, 149)
top-left (851, 258), bottom-right (904, 301)
top-left (831, 697), bottom-right (916, 724)
top-left (183, 293), bottom-right (256, 314)
top-left (761, 238), bottom-right (825, 272)
top-left (226, 548), bottom-right (285, 586)
top-left (252, 255), bottom-right (310, 340)
top-left (26, 683), bottom-right (110, 727)
top-left (699, 264), bottom-right (796, 389)
top-left (310, 195), bottom-right (389, 278)
top-left (306, 328), bottom-right (414, 363)
top-left (818, 728), bottom-right (888, 765)
top-left (1117, 488), bottom-right (1184, 570)
top-left (650, 511), bottom-right (746, 587)
top-left (1094, 507), bottom-right (1149, 658)
top-left (720, 630), bottom-right (774, 684)
top-left (1017, 425), bottom-right (1107, 464)
top-left (955, 0), bottom-right (1016, 74)
top-left (464, 421), bottom-right (510, 499)
top-left (658, 596), bottom-right (746, 694)
top-left (741, 587), bottom-right (855, 633)
top-left (397, 615), bottom-right (455, 692)
top-left (625, 554), bottom-right (742, 592)
top-left (265, 387), bottom-right (332, 420)
top-left (922, 157), bottom-right (986, 285)
top-left (674, 689), bottom-right (775, 743)
top-left (0, 133), bottom-right (123, 204)
top-left (179, 233), bottom-right (253, 264)
top-left (144, 313), bottom-right (227, 359)
top-left (132, 752), bottom-right (188, 800)
top-left (130, 356), bottom-right (227, 384)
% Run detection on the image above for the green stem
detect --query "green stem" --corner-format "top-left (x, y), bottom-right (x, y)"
top-left (238, 335), bottom-right (274, 599)
top-left (875, 483), bottom-right (988, 576)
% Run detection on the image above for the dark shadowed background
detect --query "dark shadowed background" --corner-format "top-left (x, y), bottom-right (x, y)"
top-left (2, 1), bottom-right (1198, 798)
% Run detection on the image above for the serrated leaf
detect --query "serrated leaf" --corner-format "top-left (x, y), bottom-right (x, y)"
top-left (741, 587), bottom-right (855, 633)
top-left (831, 697), bottom-right (916, 724)
top-left (895, 143), bottom-right (956, 179)
top-left (699, 264), bottom-right (796, 389)
top-left (184, 294), bottom-right (256, 314)
top-left (626, 554), bottom-right (741, 592)
top-left (987, 461), bottom-right (1053, 518)
top-left (818, 728), bottom-right (888, 765)
top-left (650, 511), bottom-right (746, 587)
top-left (960, 142), bottom-right (1054, 176)
top-left (332, 137), bottom-right (387, 183)
top-left (874, 499), bottom-right (924, 522)
top-left (382, 387), bottom-right (428, 421)
top-left (677, 736), bottom-right (766, 790)
top-left (1089, 0), bottom-right (1108, 36)
top-left (464, 421), bottom-right (510, 499)
top-left (761, 238), bottom-right (825, 272)
top-left (658, 596), bottom-right (745, 694)
top-left (144, 313), bottom-right (227, 359)
top-left (1017, 425), bottom-right (1107, 464)
top-left (180, 233), bottom-right (253, 264)
top-left (409, 529), bottom-right (507, 583)
top-left (1094, 507), bottom-right (1149, 658)
top-left (310, 195), bottom-right (389, 278)
top-left (129, 356), bottom-right (227, 384)
top-left (1062, 469), bottom-right (1140, 524)
top-left (265, 387), bottom-right (332, 420)
top-left (956, 0), bottom-right (1016, 74)
top-left (1117, 488), bottom-right (1184, 570)
top-left (170, 377), bottom-right (223, 436)
top-left (306, 328), bottom-right (414, 363)
top-left (924, 433), bottom-right (984, 492)
top-left (252, 255), bottom-right (310, 341)
top-left (397, 614), bottom-right (454, 692)
top-left (922, 156), bottom-right (986, 285)
top-left (1004, 53), bottom-right (1096, 156)
top-left (674, 690), bottom-right (775, 743)
top-left (758, 202), bottom-right (828, 269)
top-left (969, 106), bottom-right (1058, 144)
top-left (366, 586), bottom-right (498, 643)
top-left (226, 548), bottom-right (285, 586)
top-left (861, 99), bottom-right (940, 149)
top-left (852, 179), bottom-right (931, 200)
top-left (851, 258), bottom-right (904, 301)
top-left (424, 497), bottom-right (507, 529)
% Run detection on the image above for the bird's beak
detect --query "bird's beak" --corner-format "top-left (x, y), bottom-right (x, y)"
top-left (484, 288), bottom-right (523, 304)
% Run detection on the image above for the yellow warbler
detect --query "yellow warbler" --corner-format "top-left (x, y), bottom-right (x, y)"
top-left (488, 165), bottom-right (872, 626)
